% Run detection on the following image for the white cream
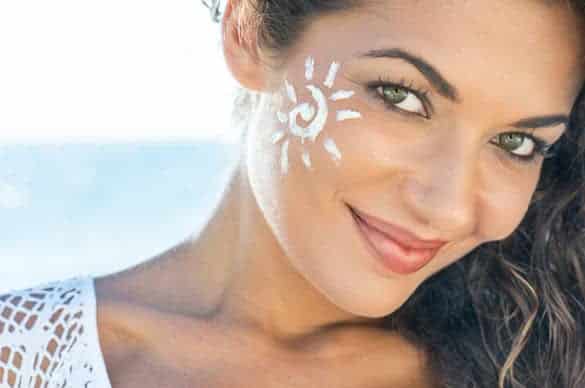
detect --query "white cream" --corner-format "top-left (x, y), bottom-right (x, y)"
top-left (273, 57), bottom-right (361, 175)
top-left (277, 111), bottom-right (288, 124)
top-left (280, 139), bottom-right (289, 175)
top-left (289, 85), bottom-right (328, 143)
top-left (336, 110), bottom-right (362, 121)
top-left (324, 137), bottom-right (342, 163)
top-left (305, 56), bottom-right (315, 81)
top-left (330, 90), bottom-right (355, 101)
top-left (302, 149), bottom-right (312, 168)
top-left (285, 79), bottom-right (297, 104)
top-left (271, 128), bottom-right (286, 144)
top-left (324, 61), bottom-right (340, 89)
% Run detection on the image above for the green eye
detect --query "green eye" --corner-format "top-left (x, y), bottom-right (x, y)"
top-left (499, 133), bottom-right (525, 151)
top-left (381, 86), bottom-right (409, 104)
top-left (371, 81), bottom-right (429, 118)
top-left (489, 131), bottom-right (554, 165)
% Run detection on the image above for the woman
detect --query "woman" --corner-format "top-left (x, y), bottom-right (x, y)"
top-left (1, 0), bottom-right (585, 387)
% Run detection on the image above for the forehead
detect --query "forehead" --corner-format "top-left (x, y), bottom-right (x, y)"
top-left (297, 0), bottom-right (585, 112)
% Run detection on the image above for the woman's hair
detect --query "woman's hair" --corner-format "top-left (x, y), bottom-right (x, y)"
top-left (213, 1), bottom-right (585, 387)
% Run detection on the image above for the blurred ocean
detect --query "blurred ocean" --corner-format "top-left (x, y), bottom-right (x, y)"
top-left (0, 141), bottom-right (239, 293)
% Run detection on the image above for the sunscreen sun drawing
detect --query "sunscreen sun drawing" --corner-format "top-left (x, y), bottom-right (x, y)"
top-left (271, 56), bottom-right (362, 175)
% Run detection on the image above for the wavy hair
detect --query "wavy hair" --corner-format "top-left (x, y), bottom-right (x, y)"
top-left (213, 0), bottom-right (585, 386)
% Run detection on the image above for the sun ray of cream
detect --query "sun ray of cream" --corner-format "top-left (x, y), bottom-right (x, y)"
top-left (289, 88), bottom-right (327, 143)
top-left (271, 129), bottom-right (286, 144)
top-left (281, 139), bottom-right (290, 175)
top-left (330, 90), bottom-right (355, 101)
top-left (323, 137), bottom-right (342, 163)
top-left (285, 80), bottom-right (297, 104)
top-left (305, 56), bottom-right (315, 81)
top-left (336, 110), bottom-right (362, 121)
top-left (274, 57), bottom-right (361, 175)
top-left (277, 111), bottom-right (288, 123)
top-left (324, 62), bottom-right (340, 89)
top-left (302, 149), bottom-right (312, 168)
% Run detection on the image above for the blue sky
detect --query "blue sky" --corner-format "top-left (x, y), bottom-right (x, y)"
top-left (0, 142), bottom-right (240, 293)
top-left (0, 0), bottom-right (235, 141)
top-left (0, 0), bottom-right (243, 293)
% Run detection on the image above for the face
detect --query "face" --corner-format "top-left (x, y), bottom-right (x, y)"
top-left (243, 0), bottom-right (585, 317)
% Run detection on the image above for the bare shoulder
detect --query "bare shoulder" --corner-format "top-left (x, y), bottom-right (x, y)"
top-left (92, 270), bottom-right (228, 387)
top-left (93, 272), bottom-right (154, 384)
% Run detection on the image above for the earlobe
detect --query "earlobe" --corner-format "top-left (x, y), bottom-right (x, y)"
top-left (221, 0), bottom-right (271, 92)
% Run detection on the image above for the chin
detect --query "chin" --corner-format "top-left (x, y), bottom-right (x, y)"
top-left (305, 258), bottom-right (421, 320)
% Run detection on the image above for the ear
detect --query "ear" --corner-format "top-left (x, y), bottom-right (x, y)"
top-left (221, 0), bottom-right (272, 92)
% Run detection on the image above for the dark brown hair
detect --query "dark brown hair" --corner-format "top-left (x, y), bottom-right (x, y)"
top-left (218, 0), bottom-right (585, 386)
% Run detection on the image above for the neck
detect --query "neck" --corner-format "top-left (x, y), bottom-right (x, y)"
top-left (183, 156), bottom-right (380, 345)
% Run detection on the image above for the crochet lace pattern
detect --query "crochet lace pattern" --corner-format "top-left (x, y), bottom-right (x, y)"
top-left (0, 276), bottom-right (111, 388)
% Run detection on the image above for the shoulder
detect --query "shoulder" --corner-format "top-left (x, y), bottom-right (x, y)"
top-left (0, 275), bottom-right (111, 387)
top-left (92, 273), bottom-right (151, 362)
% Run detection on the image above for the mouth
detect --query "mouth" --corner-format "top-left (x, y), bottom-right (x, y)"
top-left (347, 204), bottom-right (445, 275)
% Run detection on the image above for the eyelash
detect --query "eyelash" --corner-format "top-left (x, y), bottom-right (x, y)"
top-left (366, 76), bottom-right (431, 119)
top-left (365, 76), bottom-right (558, 165)
top-left (490, 133), bottom-right (557, 165)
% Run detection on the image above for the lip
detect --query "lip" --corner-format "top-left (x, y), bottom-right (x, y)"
top-left (348, 205), bottom-right (445, 275)
top-left (349, 206), bottom-right (447, 250)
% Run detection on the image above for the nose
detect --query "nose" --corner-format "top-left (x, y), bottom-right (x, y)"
top-left (401, 145), bottom-right (478, 240)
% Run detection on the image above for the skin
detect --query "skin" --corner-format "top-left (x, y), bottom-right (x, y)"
top-left (93, 0), bottom-right (585, 387)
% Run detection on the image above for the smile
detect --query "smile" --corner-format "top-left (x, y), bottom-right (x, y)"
top-left (347, 205), bottom-right (444, 275)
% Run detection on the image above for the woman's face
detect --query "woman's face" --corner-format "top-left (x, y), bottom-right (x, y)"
top-left (244, 0), bottom-right (585, 317)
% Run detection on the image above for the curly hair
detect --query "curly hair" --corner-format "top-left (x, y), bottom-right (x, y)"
top-left (212, 0), bottom-right (585, 386)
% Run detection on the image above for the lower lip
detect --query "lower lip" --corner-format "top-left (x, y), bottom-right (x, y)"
top-left (349, 208), bottom-right (439, 275)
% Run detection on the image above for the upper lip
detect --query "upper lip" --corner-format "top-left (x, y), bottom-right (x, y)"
top-left (348, 205), bottom-right (447, 250)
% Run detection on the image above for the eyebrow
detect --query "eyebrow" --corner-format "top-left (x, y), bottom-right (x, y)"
top-left (357, 47), bottom-right (461, 103)
top-left (356, 47), bottom-right (569, 131)
top-left (509, 115), bottom-right (569, 131)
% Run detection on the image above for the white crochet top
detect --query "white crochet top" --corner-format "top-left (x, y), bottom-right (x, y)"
top-left (0, 276), bottom-right (113, 388)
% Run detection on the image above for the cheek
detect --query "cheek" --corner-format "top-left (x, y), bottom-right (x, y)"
top-left (247, 57), bottom-right (372, 209)
top-left (320, 115), bottom-right (422, 189)
top-left (476, 154), bottom-right (541, 241)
